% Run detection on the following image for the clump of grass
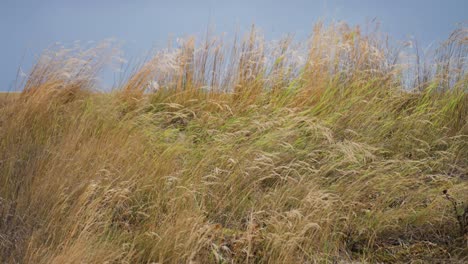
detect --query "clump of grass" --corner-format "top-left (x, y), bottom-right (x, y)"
top-left (0, 22), bottom-right (467, 263)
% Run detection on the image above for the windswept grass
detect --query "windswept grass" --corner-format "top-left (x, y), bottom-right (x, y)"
top-left (0, 23), bottom-right (467, 263)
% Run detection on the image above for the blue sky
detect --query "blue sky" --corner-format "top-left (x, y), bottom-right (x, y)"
top-left (0, 0), bottom-right (466, 90)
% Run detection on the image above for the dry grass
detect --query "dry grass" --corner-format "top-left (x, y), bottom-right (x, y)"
top-left (0, 23), bottom-right (467, 263)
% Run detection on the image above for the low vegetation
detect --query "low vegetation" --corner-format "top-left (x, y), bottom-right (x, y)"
top-left (0, 23), bottom-right (467, 263)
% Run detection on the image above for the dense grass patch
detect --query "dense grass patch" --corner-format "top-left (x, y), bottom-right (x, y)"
top-left (1, 23), bottom-right (467, 263)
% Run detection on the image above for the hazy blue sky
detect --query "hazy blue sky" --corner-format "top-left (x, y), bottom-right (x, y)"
top-left (1, 0), bottom-right (466, 90)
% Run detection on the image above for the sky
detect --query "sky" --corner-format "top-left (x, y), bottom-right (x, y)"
top-left (0, 0), bottom-right (466, 91)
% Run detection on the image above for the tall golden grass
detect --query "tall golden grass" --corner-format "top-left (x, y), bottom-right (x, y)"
top-left (1, 23), bottom-right (467, 263)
